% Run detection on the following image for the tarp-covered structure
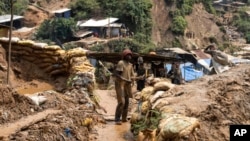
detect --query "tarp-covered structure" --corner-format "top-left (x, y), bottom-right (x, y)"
top-left (156, 48), bottom-right (198, 64)
top-left (86, 52), bottom-right (182, 64)
top-left (77, 17), bottom-right (121, 38)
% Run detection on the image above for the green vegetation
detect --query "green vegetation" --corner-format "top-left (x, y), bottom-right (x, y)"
top-left (131, 109), bottom-right (162, 136)
top-left (90, 38), bottom-right (156, 53)
top-left (172, 38), bottom-right (182, 47)
top-left (171, 16), bottom-right (187, 35)
top-left (69, 0), bottom-right (154, 51)
top-left (70, 0), bottom-right (153, 43)
top-left (70, 0), bottom-right (101, 20)
top-left (35, 18), bottom-right (76, 44)
top-left (233, 7), bottom-right (250, 43)
top-left (165, 0), bottom-right (215, 35)
top-left (0, 0), bottom-right (28, 15)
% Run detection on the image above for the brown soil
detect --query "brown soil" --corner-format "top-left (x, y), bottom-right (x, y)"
top-left (151, 2), bottom-right (224, 48)
top-left (1, 1), bottom-right (249, 141)
top-left (157, 64), bottom-right (250, 141)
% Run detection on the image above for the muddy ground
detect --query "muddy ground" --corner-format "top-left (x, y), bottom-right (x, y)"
top-left (1, 50), bottom-right (250, 141)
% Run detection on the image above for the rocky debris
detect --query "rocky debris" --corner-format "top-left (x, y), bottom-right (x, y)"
top-left (0, 83), bottom-right (106, 141)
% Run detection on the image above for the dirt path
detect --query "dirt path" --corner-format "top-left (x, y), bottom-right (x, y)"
top-left (0, 109), bottom-right (61, 140)
top-left (94, 90), bottom-right (134, 141)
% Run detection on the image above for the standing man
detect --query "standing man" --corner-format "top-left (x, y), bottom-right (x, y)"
top-left (114, 48), bottom-right (135, 125)
top-left (167, 62), bottom-right (184, 85)
top-left (135, 57), bottom-right (146, 91)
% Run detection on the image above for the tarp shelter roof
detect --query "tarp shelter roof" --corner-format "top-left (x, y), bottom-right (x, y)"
top-left (52, 8), bottom-right (71, 14)
top-left (0, 15), bottom-right (24, 24)
top-left (79, 17), bottom-right (119, 27)
top-left (156, 48), bottom-right (198, 64)
top-left (86, 52), bottom-right (182, 64)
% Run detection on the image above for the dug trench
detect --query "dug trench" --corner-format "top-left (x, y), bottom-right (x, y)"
top-left (1, 38), bottom-right (250, 141)
top-left (0, 38), bottom-right (138, 141)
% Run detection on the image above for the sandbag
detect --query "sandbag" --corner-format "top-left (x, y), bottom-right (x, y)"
top-left (153, 81), bottom-right (174, 92)
top-left (13, 46), bottom-right (33, 53)
top-left (130, 112), bottom-right (143, 124)
top-left (55, 50), bottom-right (66, 56)
top-left (157, 114), bottom-right (200, 140)
top-left (22, 56), bottom-right (36, 62)
top-left (42, 58), bottom-right (56, 63)
top-left (44, 45), bottom-right (61, 50)
top-left (150, 91), bottom-right (165, 103)
top-left (140, 86), bottom-right (154, 101)
top-left (0, 37), bottom-right (19, 43)
top-left (152, 98), bottom-right (169, 110)
top-left (71, 65), bottom-right (94, 73)
top-left (12, 50), bottom-right (30, 56)
top-left (50, 69), bottom-right (67, 75)
top-left (33, 42), bottom-right (48, 48)
top-left (66, 47), bottom-right (87, 58)
top-left (141, 101), bottom-right (150, 114)
top-left (137, 129), bottom-right (157, 141)
top-left (18, 40), bottom-right (35, 46)
top-left (44, 65), bottom-right (54, 73)
top-left (37, 63), bottom-right (52, 69)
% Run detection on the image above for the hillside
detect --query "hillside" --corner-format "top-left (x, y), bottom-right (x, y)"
top-left (14, 0), bottom-right (226, 50)
top-left (151, 1), bottom-right (224, 49)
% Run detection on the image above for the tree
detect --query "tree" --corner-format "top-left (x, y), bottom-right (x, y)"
top-left (0, 0), bottom-right (28, 15)
top-left (35, 18), bottom-right (76, 44)
top-left (70, 0), bottom-right (101, 20)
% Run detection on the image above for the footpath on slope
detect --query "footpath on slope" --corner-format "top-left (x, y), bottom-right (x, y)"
top-left (93, 88), bottom-right (135, 141)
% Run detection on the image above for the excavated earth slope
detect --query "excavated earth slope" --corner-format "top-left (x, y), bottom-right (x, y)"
top-left (159, 64), bottom-right (250, 141)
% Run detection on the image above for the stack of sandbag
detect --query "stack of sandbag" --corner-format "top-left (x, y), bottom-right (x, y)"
top-left (131, 80), bottom-right (174, 124)
top-left (68, 48), bottom-right (94, 74)
top-left (131, 79), bottom-right (200, 140)
top-left (0, 38), bottom-right (68, 76)
top-left (157, 113), bottom-right (200, 141)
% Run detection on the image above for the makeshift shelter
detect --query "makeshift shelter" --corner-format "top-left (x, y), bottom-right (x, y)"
top-left (52, 8), bottom-right (71, 18)
top-left (78, 17), bottom-right (121, 38)
top-left (166, 62), bottom-right (204, 82)
top-left (0, 24), bottom-right (10, 37)
top-left (86, 52), bottom-right (182, 64)
top-left (0, 15), bottom-right (23, 29)
top-left (156, 48), bottom-right (198, 64)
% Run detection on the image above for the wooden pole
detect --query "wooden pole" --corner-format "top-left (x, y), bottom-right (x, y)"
top-left (7, 0), bottom-right (13, 85)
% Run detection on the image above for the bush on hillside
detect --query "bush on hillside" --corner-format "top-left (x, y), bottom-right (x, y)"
top-left (0, 0), bottom-right (28, 15)
top-left (70, 0), bottom-right (101, 20)
top-left (171, 16), bottom-right (187, 35)
top-left (35, 18), bottom-right (76, 44)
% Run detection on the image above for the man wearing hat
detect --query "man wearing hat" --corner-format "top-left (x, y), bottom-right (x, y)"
top-left (114, 48), bottom-right (135, 125)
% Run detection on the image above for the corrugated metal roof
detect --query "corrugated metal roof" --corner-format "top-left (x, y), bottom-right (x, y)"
top-left (79, 17), bottom-right (119, 27)
top-left (191, 49), bottom-right (211, 59)
top-left (0, 15), bottom-right (24, 23)
top-left (52, 8), bottom-right (71, 13)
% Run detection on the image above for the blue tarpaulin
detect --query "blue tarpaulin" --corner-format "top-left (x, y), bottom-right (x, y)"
top-left (166, 62), bottom-right (204, 82)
